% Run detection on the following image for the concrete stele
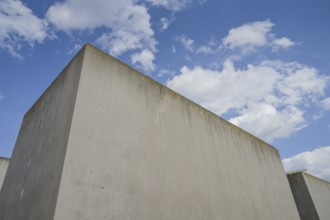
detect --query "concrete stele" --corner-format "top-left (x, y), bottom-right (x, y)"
top-left (287, 171), bottom-right (330, 220)
top-left (0, 157), bottom-right (10, 191)
top-left (0, 44), bottom-right (300, 220)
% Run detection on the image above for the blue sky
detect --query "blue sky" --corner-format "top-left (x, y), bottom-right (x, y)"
top-left (0, 0), bottom-right (330, 180)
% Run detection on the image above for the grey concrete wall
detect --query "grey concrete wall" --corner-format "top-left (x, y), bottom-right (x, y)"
top-left (287, 172), bottom-right (319, 220)
top-left (304, 173), bottom-right (330, 220)
top-left (287, 172), bottom-right (330, 220)
top-left (0, 157), bottom-right (10, 190)
top-left (0, 44), bottom-right (300, 220)
top-left (53, 44), bottom-right (300, 220)
top-left (0, 47), bottom-right (85, 220)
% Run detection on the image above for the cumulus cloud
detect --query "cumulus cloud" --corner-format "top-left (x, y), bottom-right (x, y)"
top-left (46, 0), bottom-right (157, 72)
top-left (147, 0), bottom-right (206, 11)
top-left (168, 20), bottom-right (326, 142)
top-left (230, 104), bottom-right (306, 141)
top-left (174, 20), bottom-right (296, 57)
top-left (131, 49), bottom-right (156, 72)
top-left (222, 20), bottom-right (274, 50)
top-left (47, 0), bottom-right (125, 31)
top-left (0, 0), bottom-right (48, 58)
top-left (167, 59), bottom-right (328, 142)
top-left (221, 20), bottom-right (296, 54)
top-left (283, 146), bottom-right (330, 181)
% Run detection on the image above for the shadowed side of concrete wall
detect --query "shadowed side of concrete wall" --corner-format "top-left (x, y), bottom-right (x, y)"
top-left (287, 172), bottom-right (319, 220)
top-left (304, 173), bottom-right (330, 220)
top-left (0, 47), bottom-right (86, 220)
top-left (0, 157), bottom-right (10, 190)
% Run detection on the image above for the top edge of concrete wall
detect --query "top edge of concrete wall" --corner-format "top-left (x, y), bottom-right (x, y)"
top-left (0, 157), bottom-right (10, 161)
top-left (303, 172), bottom-right (330, 184)
top-left (286, 169), bottom-right (307, 175)
top-left (23, 43), bottom-right (279, 154)
top-left (287, 171), bottom-right (330, 184)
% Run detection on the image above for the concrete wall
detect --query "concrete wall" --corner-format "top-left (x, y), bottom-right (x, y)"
top-left (288, 172), bottom-right (330, 220)
top-left (0, 157), bottom-right (10, 190)
top-left (0, 47), bottom-right (85, 220)
top-left (0, 44), bottom-right (300, 220)
top-left (287, 172), bottom-right (319, 219)
top-left (53, 44), bottom-right (299, 220)
top-left (305, 174), bottom-right (330, 220)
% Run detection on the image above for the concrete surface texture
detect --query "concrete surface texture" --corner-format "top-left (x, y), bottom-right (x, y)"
top-left (0, 49), bottom-right (84, 220)
top-left (0, 157), bottom-right (10, 190)
top-left (0, 44), bottom-right (300, 220)
top-left (287, 172), bottom-right (330, 220)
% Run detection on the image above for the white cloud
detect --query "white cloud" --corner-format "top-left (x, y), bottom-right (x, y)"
top-left (46, 0), bottom-right (124, 31)
top-left (176, 21), bottom-right (295, 57)
top-left (160, 14), bottom-right (175, 31)
top-left (170, 45), bottom-right (176, 53)
top-left (147, 0), bottom-right (204, 11)
top-left (263, 60), bottom-right (327, 105)
top-left (131, 49), bottom-right (156, 72)
top-left (68, 43), bottom-right (82, 55)
top-left (46, 0), bottom-right (157, 70)
top-left (222, 20), bottom-right (274, 51)
top-left (176, 35), bottom-right (216, 54)
top-left (0, 0), bottom-right (48, 58)
top-left (283, 146), bottom-right (330, 181)
top-left (177, 35), bottom-right (194, 51)
top-left (272, 37), bottom-right (296, 48)
top-left (157, 69), bottom-right (176, 78)
top-left (195, 45), bottom-right (213, 54)
top-left (230, 104), bottom-right (306, 141)
top-left (221, 20), bottom-right (296, 54)
top-left (321, 97), bottom-right (330, 110)
top-left (167, 59), bottom-right (327, 142)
